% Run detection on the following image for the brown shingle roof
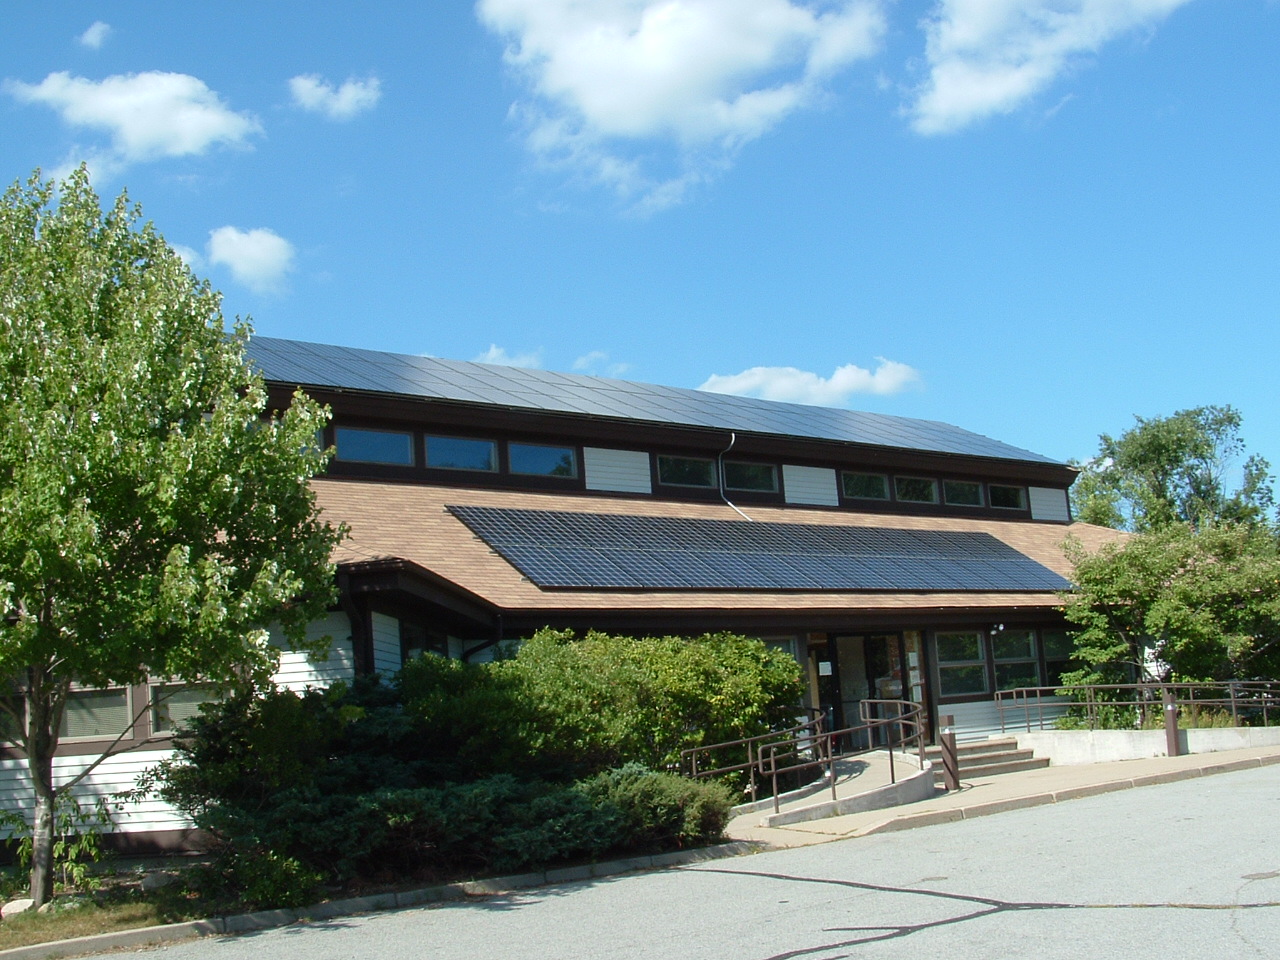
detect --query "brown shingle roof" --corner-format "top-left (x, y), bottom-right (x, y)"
top-left (312, 478), bottom-right (1124, 617)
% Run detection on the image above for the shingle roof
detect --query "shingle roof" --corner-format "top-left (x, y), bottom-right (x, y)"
top-left (247, 336), bottom-right (1061, 465)
top-left (313, 479), bottom-right (1122, 615)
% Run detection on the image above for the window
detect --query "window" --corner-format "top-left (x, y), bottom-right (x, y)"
top-left (151, 683), bottom-right (221, 734)
top-left (426, 436), bottom-right (497, 472)
top-left (943, 480), bottom-right (983, 506)
top-left (895, 476), bottom-right (939, 504)
top-left (935, 631), bottom-right (988, 696)
top-left (334, 426), bottom-right (414, 466)
top-left (1041, 629), bottom-right (1076, 686)
top-left (990, 484), bottom-right (1027, 510)
top-left (61, 688), bottom-right (131, 741)
top-left (723, 461), bottom-right (778, 492)
top-left (992, 629), bottom-right (1040, 690)
top-left (842, 472), bottom-right (890, 500)
top-left (509, 443), bottom-right (578, 478)
top-left (657, 455), bottom-right (716, 488)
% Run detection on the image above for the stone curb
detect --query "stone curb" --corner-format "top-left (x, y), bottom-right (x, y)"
top-left (0, 841), bottom-right (761, 960)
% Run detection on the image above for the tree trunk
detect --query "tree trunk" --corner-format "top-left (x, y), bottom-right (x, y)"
top-left (25, 668), bottom-right (63, 908)
top-left (29, 782), bottom-right (55, 907)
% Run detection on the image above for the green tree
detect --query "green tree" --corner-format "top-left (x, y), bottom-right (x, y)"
top-left (1071, 405), bottom-right (1275, 532)
top-left (1061, 524), bottom-right (1280, 684)
top-left (0, 168), bottom-right (343, 905)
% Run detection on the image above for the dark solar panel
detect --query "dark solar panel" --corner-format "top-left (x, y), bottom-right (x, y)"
top-left (246, 337), bottom-right (1060, 464)
top-left (447, 506), bottom-right (1072, 592)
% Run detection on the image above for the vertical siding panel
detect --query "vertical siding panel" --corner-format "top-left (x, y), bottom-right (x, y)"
top-left (583, 448), bottom-right (652, 494)
top-left (782, 465), bottom-right (840, 506)
top-left (371, 612), bottom-right (402, 676)
top-left (1029, 487), bottom-right (1071, 523)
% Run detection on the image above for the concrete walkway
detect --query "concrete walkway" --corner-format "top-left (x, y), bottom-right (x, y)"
top-left (726, 742), bottom-right (1280, 849)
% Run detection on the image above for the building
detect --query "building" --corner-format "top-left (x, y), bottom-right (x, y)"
top-left (253, 336), bottom-right (1120, 744)
top-left (0, 336), bottom-right (1120, 849)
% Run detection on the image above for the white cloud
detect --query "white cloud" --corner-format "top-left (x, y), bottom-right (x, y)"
top-left (170, 244), bottom-right (203, 268)
top-left (477, 0), bottom-right (884, 208)
top-left (289, 74), bottom-right (382, 120)
top-left (474, 344), bottom-right (544, 368)
top-left (79, 22), bottom-right (112, 49)
top-left (5, 71), bottom-right (260, 173)
top-left (699, 358), bottom-right (921, 404)
top-left (207, 227), bottom-right (294, 295)
top-left (909, 0), bottom-right (1193, 135)
top-left (573, 350), bottom-right (630, 377)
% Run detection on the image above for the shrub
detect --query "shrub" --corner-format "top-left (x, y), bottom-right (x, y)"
top-left (579, 764), bottom-right (732, 850)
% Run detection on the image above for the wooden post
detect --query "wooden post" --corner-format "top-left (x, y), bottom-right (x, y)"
top-left (1163, 688), bottom-right (1181, 758)
top-left (939, 713), bottom-right (960, 792)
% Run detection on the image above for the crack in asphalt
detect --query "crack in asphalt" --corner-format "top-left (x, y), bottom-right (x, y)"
top-left (693, 867), bottom-right (1280, 960)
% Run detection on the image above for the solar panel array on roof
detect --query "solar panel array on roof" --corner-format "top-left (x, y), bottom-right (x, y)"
top-left (246, 336), bottom-right (1060, 464)
top-left (447, 505), bottom-right (1073, 592)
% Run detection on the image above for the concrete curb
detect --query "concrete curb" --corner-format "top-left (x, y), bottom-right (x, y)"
top-left (851, 753), bottom-right (1272, 839)
top-left (0, 841), bottom-right (762, 960)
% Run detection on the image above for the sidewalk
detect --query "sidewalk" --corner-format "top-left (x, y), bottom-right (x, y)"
top-left (726, 743), bottom-right (1280, 849)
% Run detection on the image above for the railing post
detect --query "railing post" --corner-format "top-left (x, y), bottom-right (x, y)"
top-left (939, 713), bottom-right (960, 792)
top-left (1163, 687), bottom-right (1181, 758)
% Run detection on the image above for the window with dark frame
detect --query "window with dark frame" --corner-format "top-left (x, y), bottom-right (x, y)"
top-left (935, 630), bottom-right (988, 697)
top-left (151, 683), bottom-right (222, 734)
top-left (334, 426), bottom-right (415, 466)
top-left (425, 436), bottom-right (498, 472)
top-left (842, 471), bottom-right (890, 500)
top-left (1040, 628), bottom-right (1077, 686)
top-left (895, 476), bottom-right (939, 504)
top-left (509, 442), bottom-right (578, 478)
top-left (943, 480), bottom-right (983, 506)
top-left (989, 484), bottom-right (1028, 509)
top-left (723, 460), bottom-right (778, 492)
top-left (656, 455), bottom-right (716, 488)
top-left (992, 629), bottom-right (1040, 690)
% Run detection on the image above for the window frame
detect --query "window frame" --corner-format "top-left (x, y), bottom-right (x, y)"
top-left (507, 441), bottom-right (579, 479)
top-left (655, 454), bottom-right (718, 489)
top-left (424, 434), bottom-right (499, 473)
top-left (332, 425), bottom-right (416, 467)
top-left (933, 630), bottom-right (990, 698)
top-left (989, 484), bottom-right (1028, 510)
top-left (943, 479), bottom-right (983, 507)
top-left (722, 460), bottom-right (779, 493)
top-left (842, 471), bottom-right (891, 501)
top-left (894, 476), bottom-right (940, 504)
top-left (59, 686), bottom-right (134, 743)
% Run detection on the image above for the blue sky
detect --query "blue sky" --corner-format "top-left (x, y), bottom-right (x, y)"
top-left (3, 2), bottom-right (1278, 477)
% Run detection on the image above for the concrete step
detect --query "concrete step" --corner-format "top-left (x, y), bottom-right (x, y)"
top-left (928, 740), bottom-right (1050, 785)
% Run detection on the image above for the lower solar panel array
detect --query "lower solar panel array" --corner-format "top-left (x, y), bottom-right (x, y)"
top-left (447, 505), bottom-right (1072, 592)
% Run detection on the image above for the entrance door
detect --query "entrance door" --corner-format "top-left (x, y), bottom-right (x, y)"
top-left (831, 633), bottom-right (903, 748)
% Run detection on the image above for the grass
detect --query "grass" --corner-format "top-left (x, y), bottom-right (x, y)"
top-left (0, 865), bottom-right (214, 951)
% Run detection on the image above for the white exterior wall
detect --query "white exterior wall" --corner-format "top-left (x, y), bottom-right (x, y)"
top-left (583, 447), bottom-right (652, 494)
top-left (270, 611), bottom-right (356, 692)
top-left (782, 465), bottom-right (840, 506)
top-left (1029, 486), bottom-right (1071, 522)
top-left (942, 699), bottom-right (1010, 742)
top-left (371, 612), bottom-right (402, 676)
top-left (0, 750), bottom-right (189, 836)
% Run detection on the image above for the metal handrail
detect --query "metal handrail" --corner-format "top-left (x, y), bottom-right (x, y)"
top-left (996, 681), bottom-right (1280, 733)
top-left (683, 699), bottom-right (929, 813)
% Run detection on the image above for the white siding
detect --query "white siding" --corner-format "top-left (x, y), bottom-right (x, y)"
top-left (371, 612), bottom-right (402, 677)
top-left (941, 700), bottom-right (1009, 742)
top-left (270, 611), bottom-right (356, 692)
top-left (1029, 486), bottom-right (1071, 523)
top-left (782, 465), bottom-right (840, 506)
top-left (0, 750), bottom-right (190, 836)
top-left (583, 447), bottom-right (652, 494)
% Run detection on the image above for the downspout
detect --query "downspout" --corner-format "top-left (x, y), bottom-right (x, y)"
top-left (717, 432), bottom-right (753, 522)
